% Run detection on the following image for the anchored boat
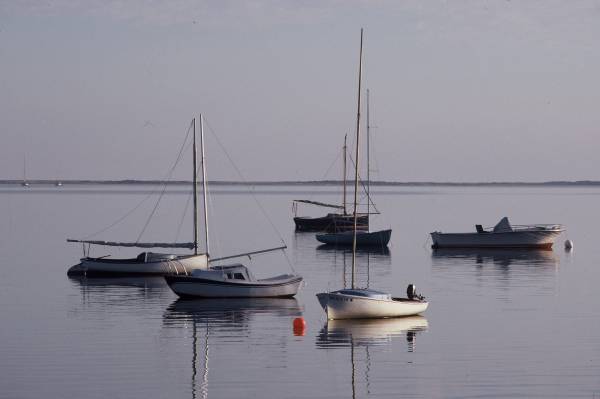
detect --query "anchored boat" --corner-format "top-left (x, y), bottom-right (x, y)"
top-left (431, 217), bottom-right (564, 249)
top-left (316, 81), bottom-right (390, 248)
top-left (293, 135), bottom-right (369, 233)
top-left (67, 119), bottom-right (214, 276)
top-left (316, 29), bottom-right (427, 320)
top-left (164, 115), bottom-right (303, 298)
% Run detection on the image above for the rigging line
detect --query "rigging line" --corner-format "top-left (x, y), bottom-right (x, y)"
top-left (136, 120), bottom-right (194, 243)
top-left (346, 152), bottom-right (380, 214)
top-left (202, 117), bottom-right (287, 248)
top-left (205, 174), bottom-right (224, 263)
top-left (299, 146), bottom-right (343, 208)
top-left (84, 123), bottom-right (192, 240)
top-left (174, 185), bottom-right (193, 244)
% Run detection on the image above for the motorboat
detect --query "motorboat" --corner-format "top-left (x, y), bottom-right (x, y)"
top-left (430, 217), bottom-right (564, 249)
top-left (164, 115), bottom-right (303, 298)
top-left (316, 29), bottom-right (427, 320)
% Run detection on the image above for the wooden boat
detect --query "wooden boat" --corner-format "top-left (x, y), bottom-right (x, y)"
top-left (430, 217), bottom-right (564, 249)
top-left (316, 29), bottom-right (427, 320)
top-left (164, 115), bottom-right (303, 298)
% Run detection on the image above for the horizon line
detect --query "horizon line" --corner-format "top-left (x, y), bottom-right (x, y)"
top-left (3, 179), bottom-right (600, 187)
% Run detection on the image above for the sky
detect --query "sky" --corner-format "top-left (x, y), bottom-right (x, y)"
top-left (1, 0), bottom-right (599, 182)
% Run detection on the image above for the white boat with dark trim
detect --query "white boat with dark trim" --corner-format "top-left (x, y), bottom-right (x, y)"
top-left (164, 114), bottom-right (303, 298)
top-left (67, 118), bottom-right (213, 277)
top-left (317, 287), bottom-right (428, 320)
top-left (430, 217), bottom-right (564, 249)
top-left (165, 263), bottom-right (302, 298)
top-left (68, 251), bottom-right (208, 276)
top-left (316, 29), bottom-right (428, 320)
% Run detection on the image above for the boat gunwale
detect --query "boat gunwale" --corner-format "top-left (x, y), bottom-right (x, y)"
top-left (165, 275), bottom-right (303, 288)
top-left (321, 291), bottom-right (427, 305)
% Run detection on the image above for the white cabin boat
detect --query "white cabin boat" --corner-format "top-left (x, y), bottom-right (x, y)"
top-left (165, 264), bottom-right (302, 298)
top-left (163, 115), bottom-right (303, 298)
top-left (431, 217), bottom-right (564, 249)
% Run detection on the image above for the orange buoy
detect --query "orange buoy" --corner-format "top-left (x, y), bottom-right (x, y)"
top-left (293, 317), bottom-right (306, 336)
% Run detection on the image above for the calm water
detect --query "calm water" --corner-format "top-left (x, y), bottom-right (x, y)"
top-left (1, 184), bottom-right (600, 398)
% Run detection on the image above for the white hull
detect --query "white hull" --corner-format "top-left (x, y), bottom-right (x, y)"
top-left (73, 254), bottom-right (208, 276)
top-left (165, 266), bottom-right (303, 298)
top-left (317, 292), bottom-right (428, 320)
top-left (431, 229), bottom-right (563, 249)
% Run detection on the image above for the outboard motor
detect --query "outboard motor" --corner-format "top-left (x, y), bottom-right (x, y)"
top-left (407, 284), bottom-right (424, 301)
top-left (407, 284), bottom-right (417, 300)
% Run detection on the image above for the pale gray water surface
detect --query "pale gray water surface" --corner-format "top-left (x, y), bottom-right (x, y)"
top-left (1, 185), bottom-right (599, 398)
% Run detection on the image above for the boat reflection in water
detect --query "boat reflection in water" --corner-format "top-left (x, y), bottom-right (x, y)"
top-left (163, 298), bottom-right (302, 399)
top-left (68, 275), bottom-right (172, 308)
top-left (316, 317), bottom-right (428, 399)
top-left (316, 316), bottom-right (428, 352)
top-left (431, 248), bottom-right (558, 268)
top-left (163, 297), bottom-right (302, 328)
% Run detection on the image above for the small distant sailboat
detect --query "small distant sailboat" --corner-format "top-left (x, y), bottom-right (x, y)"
top-left (21, 156), bottom-right (29, 187)
top-left (316, 30), bottom-right (428, 320)
top-left (316, 44), bottom-right (390, 248)
top-left (164, 115), bottom-right (303, 298)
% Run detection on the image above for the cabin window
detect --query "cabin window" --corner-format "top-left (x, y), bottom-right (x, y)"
top-left (233, 273), bottom-right (245, 280)
top-left (226, 273), bottom-right (233, 279)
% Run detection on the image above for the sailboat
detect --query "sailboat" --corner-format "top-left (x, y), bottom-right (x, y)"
top-left (316, 29), bottom-right (428, 320)
top-left (164, 115), bottom-right (303, 298)
top-left (67, 118), bottom-right (211, 276)
top-left (316, 49), bottom-right (390, 247)
top-left (21, 156), bottom-right (29, 187)
top-left (293, 135), bottom-right (369, 232)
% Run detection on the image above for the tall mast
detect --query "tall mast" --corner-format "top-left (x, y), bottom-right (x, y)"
top-left (192, 118), bottom-right (199, 255)
top-left (351, 28), bottom-right (364, 290)
top-left (199, 114), bottom-right (210, 256)
top-left (343, 134), bottom-right (348, 215)
top-left (366, 88), bottom-right (370, 220)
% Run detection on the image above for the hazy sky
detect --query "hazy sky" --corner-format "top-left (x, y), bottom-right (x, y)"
top-left (1, 1), bottom-right (599, 182)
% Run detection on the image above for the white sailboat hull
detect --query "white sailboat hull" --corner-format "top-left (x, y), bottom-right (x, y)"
top-left (72, 253), bottom-right (208, 276)
top-left (165, 264), bottom-right (302, 298)
top-left (430, 229), bottom-right (563, 249)
top-left (165, 274), bottom-right (303, 298)
top-left (317, 292), bottom-right (428, 320)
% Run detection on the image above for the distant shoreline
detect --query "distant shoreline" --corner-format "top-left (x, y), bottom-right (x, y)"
top-left (3, 179), bottom-right (600, 187)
